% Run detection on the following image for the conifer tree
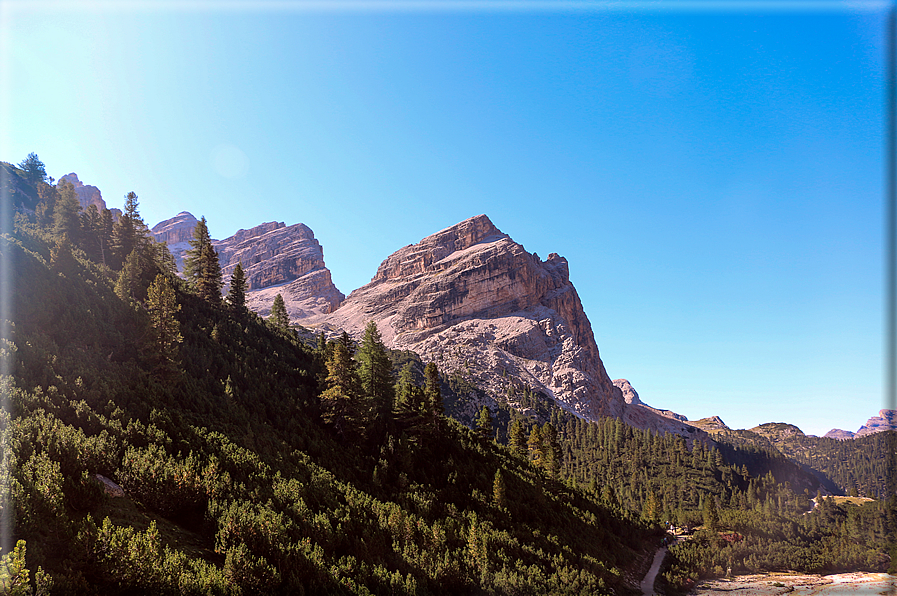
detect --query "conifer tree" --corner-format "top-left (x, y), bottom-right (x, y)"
top-left (111, 191), bottom-right (149, 270)
top-left (52, 179), bottom-right (82, 243)
top-left (146, 274), bottom-right (182, 372)
top-left (227, 263), bottom-right (247, 310)
top-left (509, 419), bottom-right (526, 457)
top-left (18, 152), bottom-right (47, 185)
top-left (115, 249), bottom-right (142, 302)
top-left (542, 422), bottom-right (562, 480)
top-left (493, 470), bottom-right (507, 510)
top-left (357, 321), bottom-right (394, 441)
top-left (423, 362), bottom-right (443, 427)
top-left (475, 406), bottom-right (493, 442)
top-left (703, 494), bottom-right (719, 531)
top-left (528, 426), bottom-right (544, 468)
top-left (183, 216), bottom-right (223, 303)
top-left (268, 294), bottom-right (290, 332)
top-left (395, 362), bottom-right (415, 411)
top-left (321, 341), bottom-right (362, 439)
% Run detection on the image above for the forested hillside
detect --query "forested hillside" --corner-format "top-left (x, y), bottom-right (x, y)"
top-left (0, 157), bottom-right (894, 594)
top-left (0, 161), bottom-right (659, 594)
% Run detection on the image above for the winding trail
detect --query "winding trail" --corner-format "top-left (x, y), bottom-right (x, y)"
top-left (640, 546), bottom-right (668, 595)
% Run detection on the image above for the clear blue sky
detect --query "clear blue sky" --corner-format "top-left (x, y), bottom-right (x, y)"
top-left (1, 1), bottom-right (891, 436)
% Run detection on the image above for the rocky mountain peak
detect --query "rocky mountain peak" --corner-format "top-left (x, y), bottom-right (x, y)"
top-left (372, 214), bottom-right (508, 283)
top-left (57, 172), bottom-right (110, 213)
top-left (152, 211), bottom-right (199, 244)
top-left (614, 379), bottom-right (641, 405)
top-left (314, 214), bottom-right (628, 422)
top-left (152, 213), bottom-right (344, 320)
top-left (825, 409), bottom-right (897, 439)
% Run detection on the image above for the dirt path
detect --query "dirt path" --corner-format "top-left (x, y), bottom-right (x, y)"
top-left (640, 546), bottom-right (667, 595)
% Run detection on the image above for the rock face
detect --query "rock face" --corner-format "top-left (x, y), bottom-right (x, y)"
top-left (825, 409), bottom-right (896, 439)
top-left (152, 214), bottom-right (344, 320)
top-left (823, 429), bottom-right (855, 440)
top-left (613, 379), bottom-right (696, 435)
top-left (314, 214), bottom-right (626, 421)
top-left (151, 212), bottom-right (199, 271)
top-left (687, 416), bottom-right (730, 433)
top-left (57, 173), bottom-right (122, 218)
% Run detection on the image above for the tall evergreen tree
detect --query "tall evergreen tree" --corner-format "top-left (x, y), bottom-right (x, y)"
top-left (493, 471), bottom-right (507, 510)
top-left (18, 152), bottom-right (47, 185)
top-left (268, 294), bottom-right (290, 332)
top-left (115, 249), bottom-right (142, 302)
top-left (52, 179), bottom-right (82, 243)
top-left (395, 362), bottom-right (415, 412)
top-left (528, 426), bottom-right (544, 468)
top-left (542, 423), bottom-right (561, 480)
top-left (183, 216), bottom-right (223, 304)
top-left (423, 362), bottom-right (443, 427)
top-left (227, 263), bottom-right (247, 310)
top-left (146, 274), bottom-right (182, 374)
top-left (111, 191), bottom-right (148, 270)
top-left (357, 321), bottom-right (394, 441)
top-left (476, 406), bottom-right (493, 442)
top-left (509, 419), bottom-right (527, 457)
top-left (321, 341), bottom-right (362, 439)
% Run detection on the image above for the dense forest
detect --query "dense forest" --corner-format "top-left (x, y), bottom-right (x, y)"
top-left (0, 156), bottom-right (894, 594)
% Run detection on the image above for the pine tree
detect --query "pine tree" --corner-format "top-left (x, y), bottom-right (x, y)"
top-left (423, 362), bottom-right (443, 427)
top-left (357, 321), bottom-right (394, 442)
top-left (475, 406), bottom-right (493, 442)
top-left (542, 422), bottom-right (561, 479)
top-left (268, 294), bottom-right (290, 332)
top-left (111, 192), bottom-right (149, 270)
top-left (227, 262), bottom-right (247, 310)
top-left (703, 494), bottom-right (719, 531)
top-left (493, 470), bottom-right (507, 510)
top-left (509, 419), bottom-right (526, 457)
top-left (183, 216), bottom-right (223, 303)
top-left (146, 274), bottom-right (182, 373)
top-left (321, 341), bottom-right (362, 439)
top-left (18, 152), bottom-right (47, 185)
top-left (395, 362), bottom-right (415, 412)
top-left (115, 249), bottom-right (142, 302)
top-left (528, 426), bottom-right (544, 468)
top-left (53, 179), bottom-right (82, 243)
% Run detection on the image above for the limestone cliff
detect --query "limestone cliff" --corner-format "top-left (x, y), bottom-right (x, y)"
top-left (152, 215), bottom-right (344, 320)
top-left (57, 173), bottom-right (122, 219)
top-left (313, 214), bottom-right (625, 421)
top-left (825, 409), bottom-right (896, 439)
top-left (151, 212), bottom-right (199, 271)
top-left (613, 379), bottom-right (696, 435)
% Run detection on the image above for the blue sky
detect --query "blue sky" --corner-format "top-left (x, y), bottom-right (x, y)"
top-left (1, 0), bottom-right (891, 436)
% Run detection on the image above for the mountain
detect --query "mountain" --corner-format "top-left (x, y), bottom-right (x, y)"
top-left (824, 409), bottom-right (896, 440)
top-left (152, 213), bottom-right (344, 320)
top-left (613, 378), bottom-right (697, 436)
top-left (307, 214), bottom-right (623, 422)
top-left (58, 173), bottom-right (107, 212)
top-left (150, 211), bottom-right (198, 270)
top-left (305, 214), bottom-right (699, 437)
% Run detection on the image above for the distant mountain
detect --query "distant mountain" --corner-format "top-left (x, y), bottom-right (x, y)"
top-left (152, 212), bottom-right (344, 320)
top-left (57, 172), bottom-right (119, 216)
top-left (824, 409), bottom-right (897, 440)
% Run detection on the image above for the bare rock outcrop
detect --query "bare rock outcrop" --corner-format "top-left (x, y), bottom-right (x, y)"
top-left (823, 428), bottom-right (856, 440)
top-left (314, 214), bottom-right (625, 421)
top-left (825, 409), bottom-right (896, 439)
top-left (151, 211), bottom-right (199, 271)
top-left (58, 172), bottom-right (105, 211)
top-left (57, 173), bottom-right (122, 219)
top-left (152, 214), bottom-right (344, 319)
top-left (613, 379), bottom-right (697, 436)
